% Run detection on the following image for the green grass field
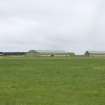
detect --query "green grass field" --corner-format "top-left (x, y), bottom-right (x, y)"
top-left (0, 57), bottom-right (105, 105)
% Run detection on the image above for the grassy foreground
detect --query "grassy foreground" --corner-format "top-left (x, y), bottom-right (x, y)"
top-left (0, 57), bottom-right (105, 105)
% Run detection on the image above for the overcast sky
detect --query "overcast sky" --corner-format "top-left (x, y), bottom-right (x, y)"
top-left (0, 0), bottom-right (105, 54)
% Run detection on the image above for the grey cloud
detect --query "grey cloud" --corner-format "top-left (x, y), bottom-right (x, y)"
top-left (0, 0), bottom-right (105, 54)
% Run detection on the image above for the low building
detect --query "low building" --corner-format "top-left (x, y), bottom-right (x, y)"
top-left (85, 51), bottom-right (105, 57)
top-left (27, 50), bottom-right (75, 57)
top-left (38, 50), bottom-right (68, 57)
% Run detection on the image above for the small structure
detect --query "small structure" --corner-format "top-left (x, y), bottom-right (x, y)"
top-left (85, 51), bottom-right (105, 57)
top-left (26, 50), bottom-right (39, 56)
top-left (85, 51), bottom-right (90, 57)
top-left (68, 52), bottom-right (75, 57)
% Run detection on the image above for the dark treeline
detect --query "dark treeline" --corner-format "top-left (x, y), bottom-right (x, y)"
top-left (0, 52), bottom-right (26, 56)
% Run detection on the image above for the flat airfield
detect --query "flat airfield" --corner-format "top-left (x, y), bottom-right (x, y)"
top-left (0, 57), bottom-right (105, 105)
